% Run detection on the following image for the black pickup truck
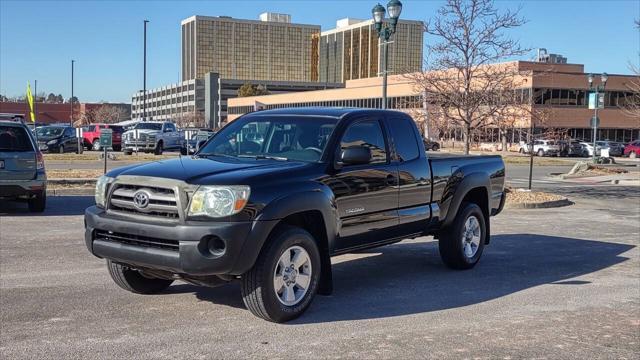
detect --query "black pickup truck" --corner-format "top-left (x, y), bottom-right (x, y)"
top-left (85, 108), bottom-right (505, 322)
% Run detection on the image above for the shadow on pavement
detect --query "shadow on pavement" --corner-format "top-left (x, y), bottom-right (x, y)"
top-left (0, 196), bottom-right (93, 216)
top-left (158, 233), bottom-right (633, 322)
top-left (290, 234), bottom-right (633, 324)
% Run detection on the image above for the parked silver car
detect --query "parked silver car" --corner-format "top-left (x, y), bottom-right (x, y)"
top-left (0, 117), bottom-right (47, 212)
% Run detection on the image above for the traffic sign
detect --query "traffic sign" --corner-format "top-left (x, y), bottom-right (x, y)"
top-left (588, 92), bottom-right (604, 110)
top-left (99, 128), bottom-right (113, 147)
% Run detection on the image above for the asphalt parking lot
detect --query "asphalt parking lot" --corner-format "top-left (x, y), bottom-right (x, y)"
top-left (1, 172), bottom-right (639, 358)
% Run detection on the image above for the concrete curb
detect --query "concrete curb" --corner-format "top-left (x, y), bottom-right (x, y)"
top-left (47, 188), bottom-right (94, 196)
top-left (505, 198), bottom-right (574, 209)
top-left (48, 178), bottom-right (97, 185)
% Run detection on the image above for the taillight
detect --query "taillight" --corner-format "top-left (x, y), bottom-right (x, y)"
top-left (36, 151), bottom-right (45, 170)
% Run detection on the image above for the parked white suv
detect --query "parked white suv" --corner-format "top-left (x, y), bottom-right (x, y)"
top-left (520, 140), bottom-right (561, 157)
top-left (122, 122), bottom-right (183, 155)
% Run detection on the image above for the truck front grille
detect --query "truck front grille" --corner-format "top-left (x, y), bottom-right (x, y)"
top-left (108, 184), bottom-right (180, 219)
top-left (94, 229), bottom-right (179, 251)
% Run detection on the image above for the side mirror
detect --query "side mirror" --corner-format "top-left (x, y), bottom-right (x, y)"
top-left (340, 146), bottom-right (372, 165)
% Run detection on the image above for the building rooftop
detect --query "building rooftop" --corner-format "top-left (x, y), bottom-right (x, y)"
top-left (246, 107), bottom-right (391, 118)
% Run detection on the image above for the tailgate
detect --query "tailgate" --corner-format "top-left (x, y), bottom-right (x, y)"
top-left (0, 151), bottom-right (37, 180)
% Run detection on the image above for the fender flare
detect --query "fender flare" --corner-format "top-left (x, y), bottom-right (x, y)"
top-left (442, 172), bottom-right (491, 228)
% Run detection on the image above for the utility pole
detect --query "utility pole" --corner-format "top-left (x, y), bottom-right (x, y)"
top-left (143, 20), bottom-right (149, 122)
top-left (71, 60), bottom-right (75, 126)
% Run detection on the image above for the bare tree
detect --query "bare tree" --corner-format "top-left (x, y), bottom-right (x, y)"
top-left (408, 0), bottom-right (528, 154)
top-left (92, 105), bottom-right (129, 124)
top-left (174, 111), bottom-right (206, 128)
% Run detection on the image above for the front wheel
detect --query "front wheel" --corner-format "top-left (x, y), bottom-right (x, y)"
top-left (154, 141), bottom-right (163, 155)
top-left (438, 202), bottom-right (486, 270)
top-left (107, 260), bottom-right (173, 294)
top-left (58, 145), bottom-right (65, 154)
top-left (537, 149), bottom-right (544, 157)
top-left (241, 226), bottom-right (321, 323)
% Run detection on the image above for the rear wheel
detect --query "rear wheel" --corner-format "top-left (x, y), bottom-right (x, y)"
top-left (58, 145), bottom-right (65, 154)
top-left (92, 139), bottom-right (101, 151)
top-left (431, 144), bottom-right (439, 151)
top-left (438, 202), bottom-right (486, 270)
top-left (630, 151), bottom-right (637, 159)
top-left (28, 192), bottom-right (46, 212)
top-left (123, 149), bottom-right (133, 155)
top-left (241, 226), bottom-right (321, 323)
top-left (537, 149), bottom-right (544, 157)
top-left (107, 260), bottom-right (173, 294)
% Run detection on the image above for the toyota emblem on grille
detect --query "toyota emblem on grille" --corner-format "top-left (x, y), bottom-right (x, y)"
top-left (132, 190), bottom-right (150, 209)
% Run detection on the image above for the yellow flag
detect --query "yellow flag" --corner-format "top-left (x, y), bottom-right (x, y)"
top-left (26, 82), bottom-right (35, 122)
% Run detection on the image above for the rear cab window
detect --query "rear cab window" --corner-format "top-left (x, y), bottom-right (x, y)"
top-left (0, 125), bottom-right (34, 152)
top-left (385, 116), bottom-right (420, 162)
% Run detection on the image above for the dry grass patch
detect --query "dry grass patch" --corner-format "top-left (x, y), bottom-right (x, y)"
top-left (47, 169), bottom-right (103, 179)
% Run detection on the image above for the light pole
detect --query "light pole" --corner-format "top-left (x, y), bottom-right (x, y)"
top-left (70, 60), bottom-right (75, 126)
top-left (143, 19), bottom-right (149, 122)
top-left (587, 72), bottom-right (608, 163)
top-left (372, 0), bottom-right (402, 109)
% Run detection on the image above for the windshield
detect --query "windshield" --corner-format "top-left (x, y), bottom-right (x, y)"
top-left (134, 123), bottom-right (162, 130)
top-left (36, 127), bottom-right (64, 137)
top-left (199, 116), bottom-right (338, 162)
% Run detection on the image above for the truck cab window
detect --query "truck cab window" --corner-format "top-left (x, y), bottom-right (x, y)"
top-left (340, 120), bottom-right (387, 163)
top-left (387, 117), bottom-right (419, 161)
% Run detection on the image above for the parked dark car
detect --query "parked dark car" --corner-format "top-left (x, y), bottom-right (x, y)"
top-left (84, 108), bottom-right (506, 322)
top-left (180, 128), bottom-right (216, 155)
top-left (0, 117), bottom-right (47, 212)
top-left (559, 140), bottom-right (588, 157)
top-left (35, 126), bottom-right (79, 153)
top-left (423, 139), bottom-right (440, 151)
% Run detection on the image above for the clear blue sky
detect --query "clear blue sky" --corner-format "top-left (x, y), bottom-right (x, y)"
top-left (1, 0), bottom-right (638, 103)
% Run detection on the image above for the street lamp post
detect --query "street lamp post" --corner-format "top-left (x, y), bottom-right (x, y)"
top-left (372, 0), bottom-right (402, 109)
top-left (71, 60), bottom-right (75, 126)
top-left (143, 20), bottom-right (149, 122)
top-left (587, 72), bottom-right (608, 163)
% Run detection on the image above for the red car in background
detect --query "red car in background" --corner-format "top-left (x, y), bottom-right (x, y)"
top-left (81, 124), bottom-right (124, 151)
top-left (624, 140), bottom-right (640, 158)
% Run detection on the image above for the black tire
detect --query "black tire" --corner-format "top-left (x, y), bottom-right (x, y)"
top-left (537, 149), bottom-right (544, 157)
top-left (113, 145), bottom-right (121, 152)
top-left (92, 139), bottom-right (101, 151)
top-left (58, 145), bottom-right (65, 154)
top-left (519, 148), bottom-right (524, 154)
top-left (241, 226), bottom-right (321, 323)
top-left (28, 192), bottom-right (46, 212)
top-left (107, 260), bottom-right (173, 294)
top-left (154, 141), bottom-right (163, 155)
top-left (432, 144), bottom-right (439, 151)
top-left (438, 202), bottom-right (486, 270)
top-left (123, 149), bottom-right (133, 155)
top-left (180, 147), bottom-right (188, 156)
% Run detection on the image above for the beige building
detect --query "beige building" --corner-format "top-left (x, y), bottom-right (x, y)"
top-left (181, 13), bottom-right (320, 82)
top-left (228, 61), bottom-right (640, 142)
top-left (316, 18), bottom-right (424, 83)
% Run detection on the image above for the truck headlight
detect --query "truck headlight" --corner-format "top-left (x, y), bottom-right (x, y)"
top-left (47, 140), bottom-right (57, 145)
top-left (95, 175), bottom-right (114, 208)
top-left (188, 186), bottom-right (250, 218)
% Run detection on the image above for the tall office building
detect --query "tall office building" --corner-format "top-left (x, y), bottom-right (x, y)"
top-left (181, 13), bottom-right (320, 82)
top-left (317, 18), bottom-right (424, 83)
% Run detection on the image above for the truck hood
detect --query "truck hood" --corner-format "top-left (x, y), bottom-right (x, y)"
top-left (108, 155), bottom-right (312, 184)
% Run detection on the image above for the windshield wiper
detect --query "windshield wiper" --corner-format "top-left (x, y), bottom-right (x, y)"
top-left (195, 153), bottom-right (236, 158)
top-left (237, 154), bottom-right (289, 161)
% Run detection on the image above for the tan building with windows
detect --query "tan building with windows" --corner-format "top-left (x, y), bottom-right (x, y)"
top-left (181, 14), bottom-right (320, 82)
top-left (228, 61), bottom-right (639, 142)
top-left (317, 18), bottom-right (423, 83)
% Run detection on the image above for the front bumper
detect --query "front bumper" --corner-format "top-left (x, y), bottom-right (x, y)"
top-left (84, 206), bottom-right (278, 276)
top-left (124, 140), bottom-right (156, 150)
